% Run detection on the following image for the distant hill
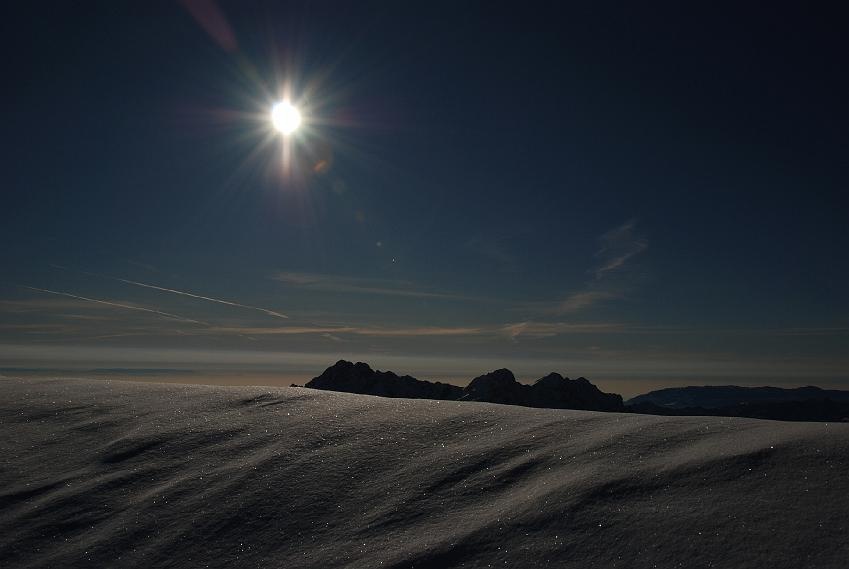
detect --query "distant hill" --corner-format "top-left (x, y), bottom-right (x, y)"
top-left (305, 360), bottom-right (624, 412)
top-left (626, 385), bottom-right (849, 422)
top-left (627, 385), bottom-right (849, 409)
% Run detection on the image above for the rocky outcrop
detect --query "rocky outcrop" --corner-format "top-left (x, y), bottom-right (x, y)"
top-left (461, 369), bottom-right (624, 411)
top-left (528, 373), bottom-right (624, 411)
top-left (306, 361), bottom-right (625, 412)
top-left (305, 360), bottom-right (463, 400)
top-left (461, 369), bottom-right (526, 405)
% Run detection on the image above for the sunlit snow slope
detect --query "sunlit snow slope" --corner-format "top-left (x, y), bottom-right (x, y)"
top-left (1, 377), bottom-right (847, 568)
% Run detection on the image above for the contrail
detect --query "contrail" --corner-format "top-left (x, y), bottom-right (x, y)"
top-left (23, 286), bottom-right (207, 325)
top-left (49, 265), bottom-right (289, 320)
top-left (113, 277), bottom-right (289, 319)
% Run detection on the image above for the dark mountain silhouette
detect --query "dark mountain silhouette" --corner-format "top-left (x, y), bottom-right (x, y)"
top-left (531, 372), bottom-right (625, 411)
top-left (461, 369), bottom-right (625, 411)
top-left (626, 385), bottom-right (849, 422)
top-left (627, 385), bottom-right (849, 409)
top-left (305, 361), bottom-right (847, 422)
top-left (306, 360), bottom-right (463, 400)
top-left (305, 361), bottom-right (624, 412)
top-left (461, 368), bottom-right (527, 406)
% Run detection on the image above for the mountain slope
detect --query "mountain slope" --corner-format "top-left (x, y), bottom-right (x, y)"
top-left (627, 385), bottom-right (849, 409)
top-left (2, 377), bottom-right (848, 568)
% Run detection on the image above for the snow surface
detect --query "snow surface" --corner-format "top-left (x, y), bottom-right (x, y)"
top-left (1, 377), bottom-right (847, 568)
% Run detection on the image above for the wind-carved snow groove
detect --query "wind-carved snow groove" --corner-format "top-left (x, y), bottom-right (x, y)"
top-left (100, 435), bottom-right (175, 464)
top-left (0, 478), bottom-right (71, 509)
top-left (365, 453), bottom-right (548, 535)
top-left (422, 454), bottom-right (545, 497)
top-left (238, 391), bottom-right (321, 407)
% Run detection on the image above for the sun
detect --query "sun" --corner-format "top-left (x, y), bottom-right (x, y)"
top-left (271, 101), bottom-right (301, 135)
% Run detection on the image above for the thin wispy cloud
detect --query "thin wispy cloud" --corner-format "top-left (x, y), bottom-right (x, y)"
top-left (557, 291), bottom-right (621, 313)
top-left (0, 323), bottom-right (77, 334)
top-left (207, 325), bottom-right (358, 336)
top-left (556, 219), bottom-right (649, 314)
top-left (593, 219), bottom-right (649, 280)
top-left (500, 321), bottom-right (700, 341)
top-left (355, 326), bottom-right (485, 337)
top-left (22, 287), bottom-right (206, 326)
top-left (109, 318), bottom-right (843, 343)
top-left (199, 321), bottom-right (652, 341)
top-left (273, 271), bottom-right (483, 301)
top-left (501, 321), bottom-right (628, 340)
top-left (202, 324), bottom-right (483, 337)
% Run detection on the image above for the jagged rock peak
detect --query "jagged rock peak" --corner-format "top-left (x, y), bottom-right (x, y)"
top-left (468, 368), bottom-right (516, 386)
top-left (306, 360), bottom-right (625, 412)
top-left (462, 369), bottom-right (526, 406)
top-left (306, 360), bottom-right (463, 401)
top-left (533, 372), bottom-right (568, 387)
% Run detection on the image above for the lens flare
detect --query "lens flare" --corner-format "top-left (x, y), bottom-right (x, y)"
top-left (271, 101), bottom-right (301, 135)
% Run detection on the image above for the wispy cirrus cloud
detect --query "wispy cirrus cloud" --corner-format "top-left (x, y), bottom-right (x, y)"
top-left (272, 271), bottom-right (484, 301)
top-left (499, 321), bottom-right (700, 341)
top-left (500, 321), bottom-right (628, 340)
top-left (197, 321), bottom-right (650, 341)
top-left (355, 326), bottom-right (485, 337)
top-left (593, 219), bottom-right (649, 279)
top-left (557, 291), bottom-right (621, 313)
top-left (556, 219), bottom-right (649, 314)
top-left (0, 323), bottom-right (78, 334)
top-left (206, 325), bottom-right (357, 336)
top-left (201, 324), bottom-right (485, 337)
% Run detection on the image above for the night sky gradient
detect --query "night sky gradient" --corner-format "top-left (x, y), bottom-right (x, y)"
top-left (2, 1), bottom-right (847, 396)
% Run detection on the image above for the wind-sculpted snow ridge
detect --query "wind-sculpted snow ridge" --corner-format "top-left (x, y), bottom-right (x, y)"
top-left (1, 377), bottom-right (848, 568)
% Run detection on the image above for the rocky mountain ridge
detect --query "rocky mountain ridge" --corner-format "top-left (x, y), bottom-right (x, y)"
top-left (305, 360), bottom-right (624, 412)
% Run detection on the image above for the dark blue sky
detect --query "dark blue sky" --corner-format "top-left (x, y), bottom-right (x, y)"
top-left (2, 1), bottom-right (847, 395)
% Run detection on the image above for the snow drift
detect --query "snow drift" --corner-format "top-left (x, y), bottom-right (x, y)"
top-left (1, 376), bottom-right (847, 568)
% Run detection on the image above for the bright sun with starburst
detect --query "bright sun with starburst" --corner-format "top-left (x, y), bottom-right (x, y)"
top-left (271, 100), bottom-right (301, 135)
